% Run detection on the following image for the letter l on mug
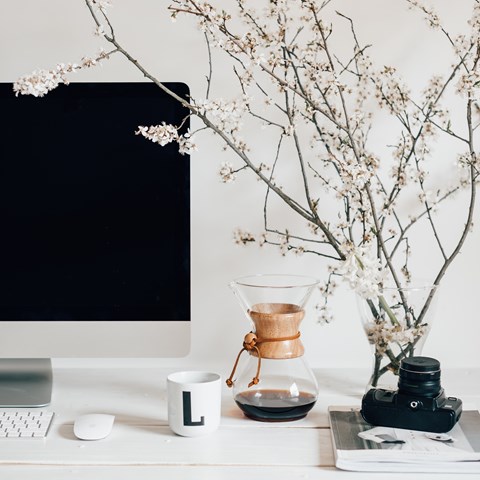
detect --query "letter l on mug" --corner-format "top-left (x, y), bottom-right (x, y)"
top-left (182, 391), bottom-right (205, 426)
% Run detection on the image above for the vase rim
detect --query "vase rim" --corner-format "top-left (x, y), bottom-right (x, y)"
top-left (380, 283), bottom-right (437, 292)
top-left (231, 273), bottom-right (319, 289)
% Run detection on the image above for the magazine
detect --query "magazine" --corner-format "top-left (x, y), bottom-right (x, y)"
top-left (328, 406), bottom-right (480, 473)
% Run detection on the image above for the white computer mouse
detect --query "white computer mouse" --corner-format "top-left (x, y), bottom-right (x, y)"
top-left (73, 413), bottom-right (115, 440)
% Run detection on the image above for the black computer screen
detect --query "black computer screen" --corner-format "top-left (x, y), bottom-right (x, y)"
top-left (0, 82), bottom-right (190, 321)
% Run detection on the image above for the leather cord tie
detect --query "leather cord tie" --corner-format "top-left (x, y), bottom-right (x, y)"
top-left (226, 331), bottom-right (301, 389)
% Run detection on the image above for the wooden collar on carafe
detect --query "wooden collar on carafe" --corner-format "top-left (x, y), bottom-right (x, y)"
top-left (226, 303), bottom-right (305, 389)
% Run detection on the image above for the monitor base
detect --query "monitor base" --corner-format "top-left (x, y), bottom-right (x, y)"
top-left (0, 359), bottom-right (52, 407)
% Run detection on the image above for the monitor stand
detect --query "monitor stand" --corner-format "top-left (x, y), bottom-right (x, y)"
top-left (0, 359), bottom-right (52, 407)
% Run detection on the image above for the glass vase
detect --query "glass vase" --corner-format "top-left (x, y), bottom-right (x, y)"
top-left (227, 274), bottom-right (319, 422)
top-left (357, 284), bottom-right (438, 391)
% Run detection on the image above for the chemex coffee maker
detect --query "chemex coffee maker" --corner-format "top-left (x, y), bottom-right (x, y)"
top-left (226, 274), bottom-right (319, 422)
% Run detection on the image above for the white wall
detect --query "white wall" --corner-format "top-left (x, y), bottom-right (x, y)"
top-left (1, 0), bottom-right (478, 373)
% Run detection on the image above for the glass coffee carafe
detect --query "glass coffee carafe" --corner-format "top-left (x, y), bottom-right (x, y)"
top-left (226, 274), bottom-right (319, 422)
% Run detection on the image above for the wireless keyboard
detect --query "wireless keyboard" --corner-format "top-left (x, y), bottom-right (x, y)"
top-left (0, 410), bottom-right (54, 438)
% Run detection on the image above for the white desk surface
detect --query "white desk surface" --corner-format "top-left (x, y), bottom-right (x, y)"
top-left (1, 365), bottom-right (479, 480)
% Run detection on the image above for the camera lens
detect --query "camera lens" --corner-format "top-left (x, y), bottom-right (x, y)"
top-left (398, 356), bottom-right (441, 397)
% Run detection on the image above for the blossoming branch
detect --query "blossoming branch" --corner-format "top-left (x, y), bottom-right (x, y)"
top-left (13, 0), bottom-right (480, 382)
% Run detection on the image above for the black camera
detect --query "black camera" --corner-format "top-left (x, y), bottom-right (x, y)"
top-left (361, 356), bottom-right (462, 433)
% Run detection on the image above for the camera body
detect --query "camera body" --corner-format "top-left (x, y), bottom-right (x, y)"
top-left (361, 356), bottom-right (462, 433)
top-left (361, 387), bottom-right (463, 433)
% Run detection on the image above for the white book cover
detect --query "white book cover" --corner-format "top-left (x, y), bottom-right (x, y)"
top-left (328, 406), bottom-right (480, 473)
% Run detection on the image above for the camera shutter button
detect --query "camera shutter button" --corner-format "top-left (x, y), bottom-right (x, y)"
top-left (409, 400), bottom-right (423, 410)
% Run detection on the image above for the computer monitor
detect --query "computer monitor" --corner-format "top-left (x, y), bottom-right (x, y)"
top-left (0, 82), bottom-right (191, 406)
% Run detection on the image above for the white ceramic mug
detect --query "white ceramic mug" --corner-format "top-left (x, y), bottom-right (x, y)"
top-left (167, 371), bottom-right (221, 437)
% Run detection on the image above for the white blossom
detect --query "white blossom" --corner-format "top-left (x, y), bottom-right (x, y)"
top-left (95, 25), bottom-right (106, 37)
top-left (14, 69), bottom-right (62, 97)
top-left (365, 321), bottom-right (429, 355)
top-left (406, 0), bottom-right (441, 30)
top-left (316, 304), bottom-right (334, 325)
top-left (13, 63), bottom-right (78, 97)
top-left (219, 162), bottom-right (237, 183)
top-left (136, 123), bottom-right (179, 146)
top-left (456, 70), bottom-right (480, 101)
top-left (193, 95), bottom-right (250, 133)
top-left (340, 248), bottom-right (387, 300)
top-left (178, 132), bottom-right (197, 155)
top-left (13, 51), bottom-right (109, 97)
top-left (233, 228), bottom-right (255, 245)
top-left (135, 123), bottom-right (196, 155)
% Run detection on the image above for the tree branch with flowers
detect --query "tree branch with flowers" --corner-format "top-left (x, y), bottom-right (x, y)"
top-left (14, 0), bottom-right (479, 386)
